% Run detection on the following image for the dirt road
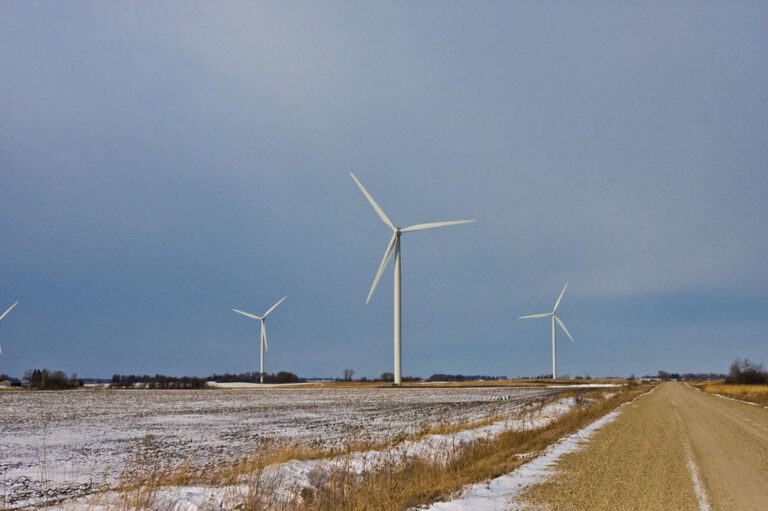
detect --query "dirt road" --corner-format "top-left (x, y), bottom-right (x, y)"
top-left (523, 382), bottom-right (768, 510)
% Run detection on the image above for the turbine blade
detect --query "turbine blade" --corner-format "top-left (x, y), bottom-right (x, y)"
top-left (0, 301), bottom-right (18, 322)
top-left (367, 233), bottom-right (397, 304)
top-left (350, 173), bottom-right (396, 231)
top-left (261, 322), bottom-right (268, 351)
top-left (263, 296), bottom-right (287, 319)
top-left (400, 220), bottom-right (474, 233)
top-left (553, 282), bottom-right (569, 313)
top-left (233, 309), bottom-right (262, 320)
top-left (555, 315), bottom-right (575, 343)
top-left (518, 313), bottom-right (551, 319)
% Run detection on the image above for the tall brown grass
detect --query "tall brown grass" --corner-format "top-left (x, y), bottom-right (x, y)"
top-left (300, 385), bottom-right (649, 510)
top-left (694, 381), bottom-right (768, 407)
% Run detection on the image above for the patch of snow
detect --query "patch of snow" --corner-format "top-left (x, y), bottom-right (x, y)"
top-left (687, 456), bottom-right (710, 511)
top-left (205, 381), bottom-right (317, 388)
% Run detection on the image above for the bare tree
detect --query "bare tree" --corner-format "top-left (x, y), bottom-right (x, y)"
top-left (343, 368), bottom-right (355, 382)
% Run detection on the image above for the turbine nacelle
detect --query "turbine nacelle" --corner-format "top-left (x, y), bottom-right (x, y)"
top-left (519, 283), bottom-right (574, 341)
top-left (351, 172), bottom-right (474, 304)
top-left (233, 296), bottom-right (286, 354)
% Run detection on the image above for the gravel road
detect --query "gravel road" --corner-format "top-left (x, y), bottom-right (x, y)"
top-left (523, 382), bottom-right (768, 510)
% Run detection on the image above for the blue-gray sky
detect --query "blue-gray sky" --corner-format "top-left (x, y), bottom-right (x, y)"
top-left (1, 2), bottom-right (766, 379)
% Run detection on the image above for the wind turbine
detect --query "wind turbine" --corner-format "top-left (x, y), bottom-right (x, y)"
top-left (350, 173), bottom-right (474, 386)
top-left (233, 296), bottom-right (286, 384)
top-left (519, 283), bottom-right (574, 379)
top-left (0, 301), bottom-right (18, 356)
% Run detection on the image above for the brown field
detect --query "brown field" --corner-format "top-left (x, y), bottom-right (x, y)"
top-left (311, 378), bottom-right (624, 389)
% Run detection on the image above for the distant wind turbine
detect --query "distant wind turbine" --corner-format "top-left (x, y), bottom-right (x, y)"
top-left (233, 297), bottom-right (286, 384)
top-left (350, 172), bottom-right (474, 386)
top-left (0, 301), bottom-right (18, 356)
top-left (519, 283), bottom-right (575, 379)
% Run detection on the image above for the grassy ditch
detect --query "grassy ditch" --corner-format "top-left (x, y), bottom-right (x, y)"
top-left (299, 384), bottom-right (650, 510)
top-left (692, 381), bottom-right (768, 407)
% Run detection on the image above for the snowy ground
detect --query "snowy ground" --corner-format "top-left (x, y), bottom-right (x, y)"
top-left (64, 396), bottom-right (582, 510)
top-left (0, 386), bottom-right (557, 509)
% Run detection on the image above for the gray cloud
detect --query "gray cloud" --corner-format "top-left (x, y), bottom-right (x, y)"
top-left (1, 2), bottom-right (766, 379)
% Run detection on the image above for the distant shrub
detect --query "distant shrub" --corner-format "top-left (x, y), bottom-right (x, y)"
top-left (273, 371), bottom-right (300, 384)
top-left (24, 369), bottom-right (81, 390)
top-left (111, 374), bottom-right (206, 389)
top-left (726, 358), bottom-right (768, 385)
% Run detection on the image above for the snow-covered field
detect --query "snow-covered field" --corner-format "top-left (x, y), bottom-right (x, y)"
top-left (1, 386), bottom-right (556, 509)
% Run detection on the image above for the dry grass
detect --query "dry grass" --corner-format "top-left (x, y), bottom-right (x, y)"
top-left (694, 381), bottom-right (768, 407)
top-left (150, 395), bottom-right (553, 489)
top-left (143, 409), bottom-right (522, 489)
top-left (299, 384), bottom-right (650, 510)
top-left (105, 410), bottom-right (513, 496)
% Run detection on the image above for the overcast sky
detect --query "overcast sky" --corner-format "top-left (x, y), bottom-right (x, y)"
top-left (1, 2), bottom-right (766, 379)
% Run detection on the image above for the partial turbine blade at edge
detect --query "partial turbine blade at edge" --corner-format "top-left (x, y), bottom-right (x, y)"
top-left (400, 220), bottom-right (474, 233)
top-left (350, 173), bottom-right (396, 231)
top-left (233, 309), bottom-right (262, 320)
top-left (366, 233), bottom-right (397, 304)
top-left (553, 282), bottom-right (569, 313)
top-left (263, 296), bottom-right (287, 319)
top-left (0, 301), bottom-right (18, 322)
top-left (518, 313), bottom-right (551, 319)
top-left (555, 315), bottom-right (575, 343)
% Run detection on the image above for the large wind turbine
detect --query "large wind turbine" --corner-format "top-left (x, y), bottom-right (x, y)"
top-left (233, 296), bottom-right (286, 384)
top-left (0, 301), bottom-right (18, 356)
top-left (350, 173), bottom-right (474, 386)
top-left (519, 283), bottom-right (575, 379)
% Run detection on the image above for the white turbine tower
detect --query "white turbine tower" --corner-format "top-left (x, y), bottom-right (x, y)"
top-left (519, 283), bottom-right (575, 379)
top-left (350, 173), bottom-right (474, 386)
top-left (0, 301), bottom-right (18, 356)
top-left (233, 296), bottom-right (286, 384)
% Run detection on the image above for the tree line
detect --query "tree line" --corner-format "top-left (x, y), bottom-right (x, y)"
top-left (726, 358), bottom-right (768, 384)
top-left (24, 369), bottom-right (81, 390)
top-left (110, 371), bottom-right (302, 388)
top-left (426, 373), bottom-right (508, 382)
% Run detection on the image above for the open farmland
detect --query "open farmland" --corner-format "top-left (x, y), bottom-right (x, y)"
top-left (0, 385), bottom-right (558, 509)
